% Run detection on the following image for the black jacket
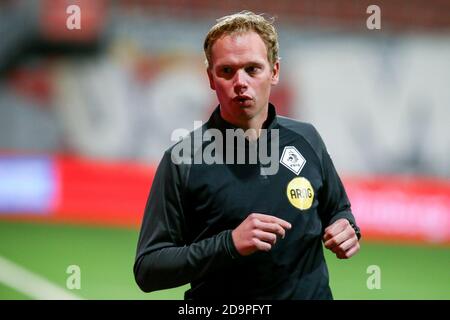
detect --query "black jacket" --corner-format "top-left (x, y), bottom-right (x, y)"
top-left (134, 104), bottom-right (359, 299)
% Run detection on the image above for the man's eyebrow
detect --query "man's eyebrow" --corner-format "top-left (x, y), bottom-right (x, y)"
top-left (215, 61), bottom-right (265, 69)
top-left (246, 61), bottom-right (264, 67)
top-left (215, 63), bottom-right (232, 69)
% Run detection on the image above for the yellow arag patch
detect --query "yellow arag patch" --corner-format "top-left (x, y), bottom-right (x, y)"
top-left (286, 177), bottom-right (314, 210)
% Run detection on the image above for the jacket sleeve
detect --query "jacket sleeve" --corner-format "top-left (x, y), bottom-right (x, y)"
top-left (312, 127), bottom-right (360, 232)
top-left (133, 149), bottom-right (239, 293)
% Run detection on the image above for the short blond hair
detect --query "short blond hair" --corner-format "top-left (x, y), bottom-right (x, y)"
top-left (203, 11), bottom-right (279, 69)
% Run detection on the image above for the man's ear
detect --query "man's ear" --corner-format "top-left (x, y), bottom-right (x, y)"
top-left (271, 61), bottom-right (280, 85)
top-left (207, 68), bottom-right (216, 90)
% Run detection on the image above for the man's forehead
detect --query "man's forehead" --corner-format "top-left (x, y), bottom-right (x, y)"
top-left (213, 31), bottom-right (266, 49)
top-left (211, 31), bottom-right (269, 65)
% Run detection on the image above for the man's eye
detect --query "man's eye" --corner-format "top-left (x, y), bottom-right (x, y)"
top-left (222, 67), bottom-right (232, 74)
top-left (246, 66), bottom-right (259, 74)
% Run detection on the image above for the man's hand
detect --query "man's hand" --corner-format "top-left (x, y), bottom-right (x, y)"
top-left (232, 213), bottom-right (292, 256)
top-left (323, 218), bottom-right (360, 259)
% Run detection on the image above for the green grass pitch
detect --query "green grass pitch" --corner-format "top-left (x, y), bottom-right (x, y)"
top-left (0, 220), bottom-right (448, 299)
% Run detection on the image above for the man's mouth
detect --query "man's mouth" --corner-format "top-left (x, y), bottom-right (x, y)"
top-left (234, 95), bottom-right (252, 103)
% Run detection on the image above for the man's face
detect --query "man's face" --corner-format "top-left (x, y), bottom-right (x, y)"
top-left (207, 31), bottom-right (279, 126)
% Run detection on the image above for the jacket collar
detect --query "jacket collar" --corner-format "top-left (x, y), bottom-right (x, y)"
top-left (208, 103), bottom-right (278, 132)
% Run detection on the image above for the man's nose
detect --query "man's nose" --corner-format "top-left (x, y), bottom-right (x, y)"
top-left (233, 69), bottom-right (248, 92)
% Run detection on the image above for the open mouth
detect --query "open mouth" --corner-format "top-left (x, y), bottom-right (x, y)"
top-left (235, 96), bottom-right (252, 103)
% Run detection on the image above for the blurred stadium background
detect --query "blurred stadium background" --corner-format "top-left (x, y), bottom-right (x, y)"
top-left (0, 0), bottom-right (449, 300)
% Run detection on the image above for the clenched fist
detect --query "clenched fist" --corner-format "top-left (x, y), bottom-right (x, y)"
top-left (323, 218), bottom-right (360, 259)
top-left (232, 213), bottom-right (292, 256)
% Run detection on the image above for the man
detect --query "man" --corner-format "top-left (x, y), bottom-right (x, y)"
top-left (134, 11), bottom-right (361, 299)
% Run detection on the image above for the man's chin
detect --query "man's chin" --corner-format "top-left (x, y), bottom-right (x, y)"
top-left (236, 105), bottom-right (257, 119)
top-left (221, 101), bottom-right (263, 122)
top-left (234, 99), bottom-right (254, 109)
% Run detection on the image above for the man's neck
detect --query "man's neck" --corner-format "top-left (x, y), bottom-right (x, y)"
top-left (220, 107), bottom-right (269, 141)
